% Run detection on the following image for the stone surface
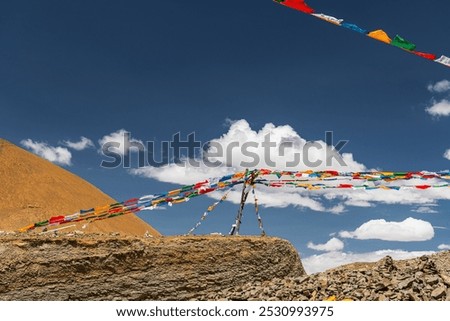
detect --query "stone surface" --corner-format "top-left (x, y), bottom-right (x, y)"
top-left (0, 235), bottom-right (305, 300)
top-left (0, 233), bottom-right (449, 301)
top-left (200, 252), bottom-right (450, 301)
top-left (431, 287), bottom-right (446, 300)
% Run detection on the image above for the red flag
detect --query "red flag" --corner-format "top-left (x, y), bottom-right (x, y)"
top-left (338, 184), bottom-right (353, 189)
top-left (276, 0), bottom-right (315, 14)
top-left (416, 185), bottom-right (431, 190)
top-left (49, 215), bottom-right (65, 225)
top-left (411, 51), bottom-right (437, 60)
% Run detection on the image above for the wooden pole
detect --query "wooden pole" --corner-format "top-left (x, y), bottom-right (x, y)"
top-left (230, 170), bottom-right (257, 235)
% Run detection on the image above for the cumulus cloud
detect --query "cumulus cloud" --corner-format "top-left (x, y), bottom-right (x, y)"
top-left (425, 99), bottom-right (450, 117)
top-left (324, 187), bottom-right (450, 208)
top-left (444, 149), bottom-right (450, 160)
top-left (21, 139), bottom-right (72, 166)
top-left (339, 217), bottom-right (434, 242)
top-left (131, 119), bottom-right (373, 212)
top-left (427, 80), bottom-right (450, 93)
top-left (98, 129), bottom-right (143, 156)
top-left (412, 206), bottom-right (438, 214)
top-left (203, 187), bottom-right (340, 213)
top-left (438, 244), bottom-right (450, 250)
top-left (131, 165), bottom-right (233, 186)
top-left (302, 249), bottom-right (435, 274)
top-left (204, 120), bottom-right (365, 171)
top-left (425, 80), bottom-right (450, 117)
top-left (63, 136), bottom-right (94, 151)
top-left (307, 238), bottom-right (344, 252)
top-left (131, 119), bottom-right (366, 184)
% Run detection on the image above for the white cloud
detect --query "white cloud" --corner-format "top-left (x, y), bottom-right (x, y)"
top-left (425, 99), bottom-right (450, 117)
top-left (131, 165), bottom-right (233, 186)
top-left (324, 187), bottom-right (450, 208)
top-left (207, 120), bottom-right (366, 172)
top-left (427, 80), bottom-right (450, 93)
top-left (98, 129), bottom-right (143, 156)
top-left (130, 119), bottom-right (366, 208)
top-left (130, 119), bottom-right (370, 212)
top-left (21, 139), bottom-right (72, 166)
top-left (302, 249), bottom-right (435, 274)
top-left (412, 206), bottom-right (438, 214)
top-left (339, 217), bottom-right (434, 242)
top-left (329, 204), bottom-right (346, 214)
top-left (342, 199), bottom-right (372, 207)
top-left (63, 136), bottom-right (94, 151)
top-left (206, 187), bottom-right (338, 213)
top-left (131, 119), bottom-right (366, 185)
top-left (444, 149), bottom-right (450, 160)
top-left (438, 244), bottom-right (450, 250)
top-left (307, 237), bottom-right (344, 252)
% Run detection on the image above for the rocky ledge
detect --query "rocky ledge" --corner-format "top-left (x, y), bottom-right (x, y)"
top-left (0, 233), bottom-right (448, 301)
top-left (0, 234), bottom-right (305, 300)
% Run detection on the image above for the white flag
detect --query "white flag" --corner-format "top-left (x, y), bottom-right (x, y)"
top-left (435, 55), bottom-right (450, 67)
top-left (312, 13), bottom-right (344, 25)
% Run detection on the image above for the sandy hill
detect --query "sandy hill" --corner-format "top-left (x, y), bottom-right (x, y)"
top-left (0, 138), bottom-right (160, 236)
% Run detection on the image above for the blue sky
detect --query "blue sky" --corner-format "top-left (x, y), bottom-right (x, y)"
top-left (1, 0), bottom-right (450, 272)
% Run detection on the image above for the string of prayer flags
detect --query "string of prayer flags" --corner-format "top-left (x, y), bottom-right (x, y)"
top-left (273, 0), bottom-right (450, 68)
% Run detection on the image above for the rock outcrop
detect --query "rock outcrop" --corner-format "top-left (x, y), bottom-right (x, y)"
top-left (0, 232), bottom-right (448, 301)
top-left (0, 235), bottom-right (305, 300)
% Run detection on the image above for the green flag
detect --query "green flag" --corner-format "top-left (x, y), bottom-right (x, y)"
top-left (392, 35), bottom-right (416, 51)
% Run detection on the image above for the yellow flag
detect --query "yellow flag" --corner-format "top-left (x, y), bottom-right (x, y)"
top-left (368, 29), bottom-right (392, 44)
